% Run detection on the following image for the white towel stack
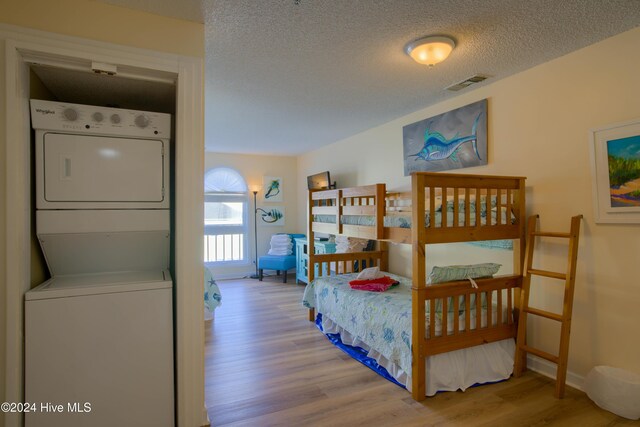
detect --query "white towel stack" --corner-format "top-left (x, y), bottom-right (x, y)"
top-left (335, 235), bottom-right (368, 253)
top-left (267, 234), bottom-right (293, 256)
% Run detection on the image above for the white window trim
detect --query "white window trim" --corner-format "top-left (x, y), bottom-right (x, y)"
top-left (204, 171), bottom-right (250, 264)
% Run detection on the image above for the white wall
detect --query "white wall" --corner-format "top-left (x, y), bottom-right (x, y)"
top-left (297, 27), bottom-right (640, 383)
top-left (205, 152), bottom-right (299, 278)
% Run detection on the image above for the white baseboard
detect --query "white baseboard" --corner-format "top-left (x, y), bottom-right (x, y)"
top-left (201, 406), bottom-right (210, 427)
top-left (213, 271), bottom-right (298, 281)
top-left (210, 271), bottom-right (255, 280)
top-left (526, 354), bottom-right (585, 391)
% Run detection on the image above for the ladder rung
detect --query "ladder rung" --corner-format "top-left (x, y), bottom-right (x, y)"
top-left (521, 345), bottom-right (559, 364)
top-left (524, 307), bottom-right (563, 322)
top-left (528, 269), bottom-right (566, 280)
top-left (530, 231), bottom-right (571, 238)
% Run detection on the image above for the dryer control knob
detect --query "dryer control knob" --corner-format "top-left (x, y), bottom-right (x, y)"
top-left (63, 108), bottom-right (78, 121)
top-left (110, 114), bottom-right (121, 124)
top-left (92, 112), bottom-right (104, 122)
top-left (135, 114), bottom-right (150, 128)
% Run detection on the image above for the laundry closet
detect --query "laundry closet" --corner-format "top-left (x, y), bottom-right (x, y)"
top-left (24, 63), bottom-right (177, 427)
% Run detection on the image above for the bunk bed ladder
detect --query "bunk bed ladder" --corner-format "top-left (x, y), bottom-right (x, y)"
top-left (513, 214), bottom-right (582, 398)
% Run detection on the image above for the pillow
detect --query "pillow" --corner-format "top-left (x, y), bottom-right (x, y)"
top-left (427, 263), bottom-right (501, 314)
top-left (355, 266), bottom-right (384, 280)
top-left (437, 197), bottom-right (498, 214)
top-left (428, 263), bottom-right (501, 284)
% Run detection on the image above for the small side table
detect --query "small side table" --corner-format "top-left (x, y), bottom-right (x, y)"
top-left (294, 238), bottom-right (336, 284)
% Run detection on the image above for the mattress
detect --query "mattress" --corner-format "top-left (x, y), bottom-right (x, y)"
top-left (313, 207), bottom-right (515, 229)
top-left (302, 272), bottom-right (515, 396)
top-left (314, 207), bottom-right (516, 249)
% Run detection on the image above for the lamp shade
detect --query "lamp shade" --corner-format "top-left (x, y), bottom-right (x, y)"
top-left (405, 36), bottom-right (455, 66)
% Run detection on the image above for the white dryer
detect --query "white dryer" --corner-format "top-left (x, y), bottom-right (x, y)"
top-left (26, 100), bottom-right (174, 427)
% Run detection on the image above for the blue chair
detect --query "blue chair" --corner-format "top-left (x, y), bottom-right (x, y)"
top-left (258, 233), bottom-right (305, 283)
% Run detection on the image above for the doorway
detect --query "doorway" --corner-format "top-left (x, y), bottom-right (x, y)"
top-left (1, 26), bottom-right (206, 427)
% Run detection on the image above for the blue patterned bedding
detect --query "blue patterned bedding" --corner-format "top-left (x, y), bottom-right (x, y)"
top-left (304, 272), bottom-right (519, 395)
top-left (303, 273), bottom-right (414, 374)
top-left (204, 267), bottom-right (221, 317)
top-left (302, 272), bottom-right (496, 377)
top-left (314, 206), bottom-right (515, 249)
top-left (314, 207), bottom-right (514, 229)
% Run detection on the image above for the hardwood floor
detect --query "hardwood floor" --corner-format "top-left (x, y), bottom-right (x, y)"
top-left (205, 277), bottom-right (632, 426)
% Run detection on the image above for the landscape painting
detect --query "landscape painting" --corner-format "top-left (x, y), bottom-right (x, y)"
top-left (403, 99), bottom-right (488, 175)
top-left (607, 134), bottom-right (640, 208)
top-left (590, 118), bottom-right (640, 223)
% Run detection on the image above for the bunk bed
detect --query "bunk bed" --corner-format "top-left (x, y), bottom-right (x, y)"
top-left (304, 172), bottom-right (526, 400)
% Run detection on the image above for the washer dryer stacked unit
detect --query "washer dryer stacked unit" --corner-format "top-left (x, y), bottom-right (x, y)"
top-left (26, 100), bottom-right (174, 427)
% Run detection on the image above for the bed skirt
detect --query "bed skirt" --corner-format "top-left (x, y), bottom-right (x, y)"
top-left (319, 313), bottom-right (515, 396)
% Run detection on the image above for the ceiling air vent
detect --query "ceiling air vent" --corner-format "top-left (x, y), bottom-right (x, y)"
top-left (445, 74), bottom-right (490, 92)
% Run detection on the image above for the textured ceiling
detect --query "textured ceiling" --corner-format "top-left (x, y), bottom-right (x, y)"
top-left (94, 0), bottom-right (640, 156)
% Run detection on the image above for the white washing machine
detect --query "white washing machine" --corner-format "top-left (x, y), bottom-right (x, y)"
top-left (25, 100), bottom-right (174, 427)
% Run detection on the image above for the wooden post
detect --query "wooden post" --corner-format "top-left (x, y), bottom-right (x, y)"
top-left (307, 189), bottom-right (316, 322)
top-left (512, 179), bottom-right (527, 369)
top-left (555, 214), bottom-right (583, 398)
top-left (378, 240), bottom-right (388, 272)
top-left (514, 214), bottom-right (538, 376)
top-left (375, 183), bottom-right (385, 240)
top-left (411, 173), bottom-right (427, 400)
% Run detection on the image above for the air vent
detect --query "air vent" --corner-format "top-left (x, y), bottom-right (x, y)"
top-left (445, 74), bottom-right (490, 92)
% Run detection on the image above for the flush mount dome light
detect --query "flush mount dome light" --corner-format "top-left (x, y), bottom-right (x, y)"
top-left (404, 36), bottom-right (455, 67)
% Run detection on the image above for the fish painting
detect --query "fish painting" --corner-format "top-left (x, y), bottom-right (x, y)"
top-left (257, 208), bottom-right (282, 223)
top-left (409, 113), bottom-right (483, 162)
top-left (402, 99), bottom-right (487, 175)
top-left (256, 207), bottom-right (285, 226)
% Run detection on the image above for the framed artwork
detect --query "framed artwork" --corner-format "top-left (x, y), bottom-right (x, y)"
top-left (263, 176), bottom-right (283, 202)
top-left (257, 206), bottom-right (285, 226)
top-left (590, 118), bottom-right (640, 223)
top-left (403, 99), bottom-right (488, 175)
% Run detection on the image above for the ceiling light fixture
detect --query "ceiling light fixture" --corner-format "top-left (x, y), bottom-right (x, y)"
top-left (404, 36), bottom-right (456, 67)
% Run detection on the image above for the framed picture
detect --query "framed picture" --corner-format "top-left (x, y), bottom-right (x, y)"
top-left (257, 206), bottom-right (285, 226)
top-left (403, 99), bottom-right (488, 175)
top-left (263, 176), bottom-right (283, 202)
top-left (589, 118), bottom-right (640, 223)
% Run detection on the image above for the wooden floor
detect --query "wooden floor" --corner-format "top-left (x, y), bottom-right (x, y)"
top-left (205, 277), bottom-right (632, 427)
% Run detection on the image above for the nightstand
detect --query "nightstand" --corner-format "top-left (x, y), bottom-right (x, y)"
top-left (294, 238), bottom-right (336, 284)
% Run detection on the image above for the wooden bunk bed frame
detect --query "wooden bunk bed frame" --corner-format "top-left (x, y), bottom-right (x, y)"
top-left (306, 172), bottom-right (527, 401)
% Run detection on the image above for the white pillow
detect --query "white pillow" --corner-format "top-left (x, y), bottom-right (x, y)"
top-left (355, 266), bottom-right (384, 280)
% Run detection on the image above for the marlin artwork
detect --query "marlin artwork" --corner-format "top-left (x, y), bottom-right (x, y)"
top-left (402, 99), bottom-right (487, 175)
top-left (409, 113), bottom-right (483, 162)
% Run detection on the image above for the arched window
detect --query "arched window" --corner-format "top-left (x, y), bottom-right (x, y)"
top-left (204, 168), bottom-right (249, 263)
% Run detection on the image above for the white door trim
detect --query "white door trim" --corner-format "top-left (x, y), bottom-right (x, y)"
top-left (1, 24), bottom-right (206, 427)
